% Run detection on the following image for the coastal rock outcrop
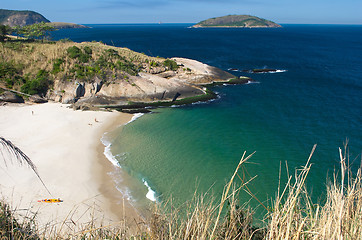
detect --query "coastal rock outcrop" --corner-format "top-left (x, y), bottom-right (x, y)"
top-left (0, 91), bottom-right (24, 103)
top-left (47, 57), bottom-right (235, 106)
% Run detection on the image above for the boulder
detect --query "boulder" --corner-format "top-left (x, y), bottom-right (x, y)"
top-left (29, 94), bottom-right (48, 103)
top-left (0, 91), bottom-right (24, 103)
top-left (75, 82), bottom-right (85, 98)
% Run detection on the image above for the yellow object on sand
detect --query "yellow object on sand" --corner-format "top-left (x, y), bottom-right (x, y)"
top-left (38, 198), bottom-right (63, 203)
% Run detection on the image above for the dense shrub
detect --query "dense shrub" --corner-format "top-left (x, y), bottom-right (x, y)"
top-left (83, 46), bottom-right (92, 55)
top-left (67, 46), bottom-right (92, 63)
top-left (67, 46), bottom-right (82, 59)
top-left (116, 60), bottom-right (139, 76)
top-left (52, 58), bottom-right (64, 74)
top-left (0, 62), bottom-right (24, 88)
top-left (21, 70), bottom-right (50, 95)
top-left (163, 59), bottom-right (178, 71)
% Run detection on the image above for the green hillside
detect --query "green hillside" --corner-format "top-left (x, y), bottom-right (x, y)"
top-left (0, 9), bottom-right (50, 27)
top-left (193, 15), bottom-right (282, 28)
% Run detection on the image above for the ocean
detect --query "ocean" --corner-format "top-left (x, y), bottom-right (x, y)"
top-left (52, 24), bottom-right (362, 216)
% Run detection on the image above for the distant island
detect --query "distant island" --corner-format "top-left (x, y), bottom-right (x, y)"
top-left (0, 9), bottom-right (88, 29)
top-left (192, 15), bottom-right (282, 28)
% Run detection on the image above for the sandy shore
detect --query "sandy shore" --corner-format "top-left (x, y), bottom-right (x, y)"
top-left (0, 102), bottom-right (144, 235)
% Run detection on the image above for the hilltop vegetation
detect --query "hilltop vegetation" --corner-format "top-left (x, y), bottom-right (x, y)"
top-left (193, 15), bottom-right (282, 28)
top-left (0, 40), bottom-right (172, 95)
top-left (0, 9), bottom-right (49, 27)
top-left (0, 9), bottom-right (88, 29)
top-left (0, 35), bottom-right (237, 106)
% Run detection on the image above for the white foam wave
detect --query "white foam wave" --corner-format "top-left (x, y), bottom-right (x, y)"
top-left (275, 69), bottom-right (287, 73)
top-left (101, 112), bottom-right (145, 168)
top-left (246, 80), bottom-right (260, 84)
top-left (126, 113), bottom-right (144, 125)
top-left (101, 138), bottom-right (121, 167)
top-left (142, 179), bottom-right (157, 202)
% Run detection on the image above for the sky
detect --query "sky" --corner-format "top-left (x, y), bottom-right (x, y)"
top-left (2, 0), bottom-right (362, 24)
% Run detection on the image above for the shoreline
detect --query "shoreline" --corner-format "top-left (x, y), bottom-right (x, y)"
top-left (94, 112), bottom-right (151, 231)
top-left (0, 102), bottom-right (145, 235)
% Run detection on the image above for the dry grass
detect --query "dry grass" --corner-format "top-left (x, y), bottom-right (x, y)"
top-left (265, 143), bottom-right (362, 239)
top-left (1, 144), bottom-right (361, 239)
top-left (0, 40), bottom-right (164, 82)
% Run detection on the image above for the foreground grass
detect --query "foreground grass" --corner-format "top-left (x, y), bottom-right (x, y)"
top-left (1, 144), bottom-right (361, 239)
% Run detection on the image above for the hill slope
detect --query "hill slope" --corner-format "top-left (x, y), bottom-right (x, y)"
top-left (0, 9), bottom-right (88, 29)
top-left (192, 15), bottom-right (282, 28)
top-left (0, 40), bottom-right (241, 107)
top-left (0, 9), bottom-right (50, 27)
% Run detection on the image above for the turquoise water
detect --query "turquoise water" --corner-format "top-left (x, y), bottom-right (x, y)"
top-left (53, 24), bottom-right (362, 215)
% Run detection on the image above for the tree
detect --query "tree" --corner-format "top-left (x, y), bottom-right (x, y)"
top-left (16, 22), bottom-right (55, 41)
top-left (0, 24), bottom-right (11, 42)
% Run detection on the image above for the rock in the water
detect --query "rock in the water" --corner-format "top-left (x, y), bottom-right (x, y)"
top-left (0, 91), bottom-right (24, 103)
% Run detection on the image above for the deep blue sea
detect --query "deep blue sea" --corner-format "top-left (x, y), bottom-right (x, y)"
top-left (53, 24), bottom-right (362, 216)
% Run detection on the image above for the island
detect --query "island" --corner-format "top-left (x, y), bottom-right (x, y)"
top-left (192, 14), bottom-right (282, 28)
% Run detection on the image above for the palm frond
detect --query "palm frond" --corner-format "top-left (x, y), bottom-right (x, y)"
top-left (0, 136), bottom-right (52, 196)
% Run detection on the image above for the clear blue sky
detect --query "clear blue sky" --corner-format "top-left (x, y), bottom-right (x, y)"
top-left (2, 0), bottom-right (362, 24)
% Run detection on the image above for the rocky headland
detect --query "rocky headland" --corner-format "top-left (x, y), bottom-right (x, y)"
top-left (0, 40), bottom-right (251, 111)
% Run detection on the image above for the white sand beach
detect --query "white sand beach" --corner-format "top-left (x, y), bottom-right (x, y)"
top-left (0, 102), bottom-right (142, 235)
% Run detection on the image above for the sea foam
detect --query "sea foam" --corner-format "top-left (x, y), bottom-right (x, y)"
top-left (101, 112), bottom-right (155, 203)
top-left (127, 113), bottom-right (144, 124)
top-left (142, 179), bottom-right (157, 202)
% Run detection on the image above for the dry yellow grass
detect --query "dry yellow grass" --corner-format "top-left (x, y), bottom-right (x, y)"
top-left (1, 143), bottom-right (361, 239)
top-left (0, 40), bottom-right (164, 79)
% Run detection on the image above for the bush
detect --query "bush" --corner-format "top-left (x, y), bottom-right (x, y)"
top-left (67, 46), bottom-right (92, 63)
top-left (0, 25), bottom-right (11, 42)
top-left (67, 46), bottom-right (82, 59)
top-left (21, 70), bottom-right (50, 95)
top-left (83, 46), bottom-right (92, 55)
top-left (52, 58), bottom-right (64, 74)
top-left (0, 62), bottom-right (24, 88)
top-left (163, 59), bottom-right (178, 71)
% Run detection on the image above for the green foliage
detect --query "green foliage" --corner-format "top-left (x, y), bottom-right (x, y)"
top-left (83, 46), bottom-right (92, 55)
top-left (150, 61), bottom-right (159, 67)
top-left (67, 46), bottom-right (92, 63)
top-left (0, 24), bottom-right (11, 42)
top-left (1, 41), bottom-right (24, 51)
top-left (0, 61), bottom-right (24, 88)
top-left (163, 59), bottom-right (178, 71)
top-left (67, 46), bottom-right (82, 59)
top-left (21, 70), bottom-right (50, 95)
top-left (116, 60), bottom-right (138, 76)
top-left (52, 58), bottom-right (64, 74)
top-left (105, 48), bottom-right (119, 56)
top-left (15, 22), bottom-right (55, 41)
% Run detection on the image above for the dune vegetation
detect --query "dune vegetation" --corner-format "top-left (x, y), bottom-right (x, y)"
top-left (1, 140), bottom-right (361, 239)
